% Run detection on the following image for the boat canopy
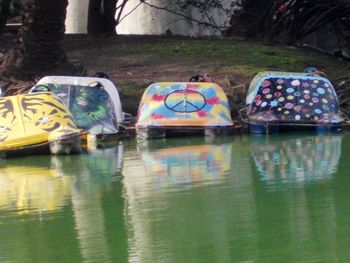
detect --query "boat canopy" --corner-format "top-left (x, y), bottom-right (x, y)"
top-left (246, 71), bottom-right (344, 124)
top-left (136, 82), bottom-right (233, 128)
top-left (33, 76), bottom-right (123, 134)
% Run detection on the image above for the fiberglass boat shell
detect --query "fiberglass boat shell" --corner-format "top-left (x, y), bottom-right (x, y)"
top-left (0, 92), bottom-right (81, 156)
top-left (135, 82), bottom-right (234, 138)
top-left (33, 76), bottom-right (124, 130)
top-left (32, 76), bottom-right (126, 148)
top-left (245, 71), bottom-right (345, 133)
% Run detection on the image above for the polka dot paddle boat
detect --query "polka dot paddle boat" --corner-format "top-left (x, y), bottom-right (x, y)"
top-left (244, 71), bottom-right (346, 134)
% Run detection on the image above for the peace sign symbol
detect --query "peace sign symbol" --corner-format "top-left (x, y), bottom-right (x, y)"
top-left (164, 90), bottom-right (206, 113)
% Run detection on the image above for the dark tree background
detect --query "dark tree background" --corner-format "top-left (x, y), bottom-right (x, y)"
top-left (227, 0), bottom-right (350, 46)
top-left (228, 0), bottom-right (350, 110)
top-left (0, 0), bottom-right (82, 83)
top-left (0, 0), bottom-right (349, 89)
top-left (0, 0), bottom-right (11, 35)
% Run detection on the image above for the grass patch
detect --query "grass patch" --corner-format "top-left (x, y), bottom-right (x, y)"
top-left (117, 81), bottom-right (149, 115)
top-left (65, 36), bottom-right (350, 115)
top-left (101, 39), bottom-right (347, 79)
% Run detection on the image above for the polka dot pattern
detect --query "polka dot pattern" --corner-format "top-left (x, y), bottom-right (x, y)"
top-left (249, 77), bottom-right (340, 123)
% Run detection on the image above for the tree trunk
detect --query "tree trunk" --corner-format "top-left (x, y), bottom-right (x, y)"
top-left (0, 0), bottom-right (11, 35)
top-left (224, 0), bottom-right (276, 40)
top-left (88, 0), bottom-right (116, 36)
top-left (104, 0), bottom-right (117, 35)
top-left (0, 0), bottom-right (83, 81)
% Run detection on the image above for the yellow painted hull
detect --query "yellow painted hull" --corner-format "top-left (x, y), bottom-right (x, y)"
top-left (0, 92), bottom-right (82, 155)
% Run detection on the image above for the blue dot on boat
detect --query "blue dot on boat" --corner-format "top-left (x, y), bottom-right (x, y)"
top-left (287, 88), bottom-right (294, 93)
top-left (317, 88), bottom-right (325, 94)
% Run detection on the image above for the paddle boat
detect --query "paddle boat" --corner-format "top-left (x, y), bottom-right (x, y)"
top-left (135, 82), bottom-right (234, 139)
top-left (0, 92), bottom-right (82, 157)
top-left (31, 76), bottom-right (128, 148)
top-left (243, 71), bottom-right (345, 133)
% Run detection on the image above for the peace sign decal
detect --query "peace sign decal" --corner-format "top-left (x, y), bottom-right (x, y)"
top-left (164, 90), bottom-right (206, 113)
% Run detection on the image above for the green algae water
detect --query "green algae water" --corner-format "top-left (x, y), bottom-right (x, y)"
top-left (0, 133), bottom-right (349, 263)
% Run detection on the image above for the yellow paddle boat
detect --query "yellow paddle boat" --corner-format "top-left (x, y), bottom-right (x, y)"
top-left (0, 92), bottom-right (82, 157)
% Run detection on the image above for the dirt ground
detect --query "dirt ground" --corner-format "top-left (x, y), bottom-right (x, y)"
top-left (63, 35), bottom-right (248, 87)
top-left (0, 34), bottom-right (250, 114)
top-left (1, 34), bottom-right (227, 79)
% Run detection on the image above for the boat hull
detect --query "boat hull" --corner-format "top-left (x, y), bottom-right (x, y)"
top-left (249, 123), bottom-right (343, 134)
top-left (0, 92), bottom-right (82, 157)
top-left (136, 126), bottom-right (234, 139)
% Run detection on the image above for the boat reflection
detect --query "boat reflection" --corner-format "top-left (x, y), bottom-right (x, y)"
top-left (122, 138), bottom-right (260, 262)
top-left (0, 156), bottom-right (72, 214)
top-left (137, 138), bottom-right (232, 189)
top-left (0, 143), bottom-right (123, 215)
top-left (0, 143), bottom-right (124, 263)
top-left (251, 134), bottom-right (342, 189)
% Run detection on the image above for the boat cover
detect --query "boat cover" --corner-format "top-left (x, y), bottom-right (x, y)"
top-left (0, 92), bottom-right (80, 151)
top-left (34, 76), bottom-right (123, 134)
top-left (246, 72), bottom-right (344, 125)
top-left (136, 82), bottom-right (233, 128)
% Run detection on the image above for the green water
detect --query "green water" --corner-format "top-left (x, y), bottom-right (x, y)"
top-left (0, 133), bottom-right (349, 263)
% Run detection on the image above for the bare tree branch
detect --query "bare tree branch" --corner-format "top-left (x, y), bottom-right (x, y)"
top-left (115, 0), bottom-right (130, 25)
top-left (139, 0), bottom-right (232, 32)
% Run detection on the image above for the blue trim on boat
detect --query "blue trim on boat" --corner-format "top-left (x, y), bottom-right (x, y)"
top-left (249, 123), bottom-right (343, 134)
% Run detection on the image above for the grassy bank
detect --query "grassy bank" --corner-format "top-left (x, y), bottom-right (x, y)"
top-left (65, 36), bottom-right (349, 115)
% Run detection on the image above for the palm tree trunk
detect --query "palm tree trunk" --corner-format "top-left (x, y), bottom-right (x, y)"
top-left (0, 0), bottom-right (83, 81)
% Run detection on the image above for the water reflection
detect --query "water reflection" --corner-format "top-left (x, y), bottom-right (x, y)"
top-left (122, 135), bottom-right (349, 262)
top-left (137, 138), bottom-right (232, 189)
top-left (123, 138), bottom-right (258, 262)
top-left (0, 143), bottom-right (125, 263)
top-left (1, 134), bottom-right (350, 262)
top-left (0, 156), bottom-right (72, 214)
top-left (251, 134), bottom-right (342, 189)
top-left (249, 134), bottom-right (345, 262)
top-left (68, 144), bottom-right (124, 263)
top-left (0, 144), bottom-right (123, 214)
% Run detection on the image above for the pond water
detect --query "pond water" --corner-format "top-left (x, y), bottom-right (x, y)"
top-left (0, 133), bottom-right (350, 263)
